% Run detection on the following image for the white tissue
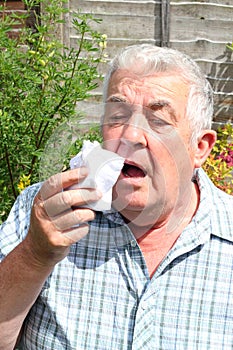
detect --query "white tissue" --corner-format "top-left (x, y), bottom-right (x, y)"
top-left (69, 140), bottom-right (124, 211)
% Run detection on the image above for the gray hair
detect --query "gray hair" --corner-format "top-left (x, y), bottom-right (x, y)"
top-left (103, 44), bottom-right (213, 144)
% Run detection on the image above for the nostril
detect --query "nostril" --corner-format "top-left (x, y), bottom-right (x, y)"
top-left (121, 136), bottom-right (147, 149)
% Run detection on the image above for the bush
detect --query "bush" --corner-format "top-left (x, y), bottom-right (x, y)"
top-left (203, 124), bottom-right (233, 195)
top-left (0, 0), bottom-right (107, 223)
top-left (39, 121), bottom-right (103, 180)
top-left (204, 39), bottom-right (233, 193)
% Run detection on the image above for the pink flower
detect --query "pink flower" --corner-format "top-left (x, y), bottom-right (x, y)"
top-left (217, 144), bottom-right (233, 167)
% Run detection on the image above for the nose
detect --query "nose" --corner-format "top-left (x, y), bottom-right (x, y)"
top-left (120, 113), bottom-right (148, 149)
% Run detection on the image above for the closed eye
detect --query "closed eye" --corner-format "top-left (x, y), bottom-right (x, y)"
top-left (104, 101), bottom-right (131, 126)
top-left (148, 113), bottom-right (171, 126)
top-left (148, 117), bottom-right (168, 126)
top-left (147, 115), bottom-right (173, 134)
top-left (105, 114), bottom-right (130, 126)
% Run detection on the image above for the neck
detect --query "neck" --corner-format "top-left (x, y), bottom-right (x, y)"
top-left (127, 181), bottom-right (200, 242)
top-left (128, 182), bottom-right (200, 277)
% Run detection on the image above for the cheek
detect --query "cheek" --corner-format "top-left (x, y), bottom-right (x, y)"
top-left (102, 126), bottom-right (121, 152)
top-left (148, 135), bottom-right (193, 189)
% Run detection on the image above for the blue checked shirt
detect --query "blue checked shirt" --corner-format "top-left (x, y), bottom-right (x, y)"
top-left (1, 168), bottom-right (233, 349)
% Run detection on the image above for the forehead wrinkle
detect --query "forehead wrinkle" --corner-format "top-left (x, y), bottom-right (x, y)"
top-left (109, 78), bottom-right (148, 105)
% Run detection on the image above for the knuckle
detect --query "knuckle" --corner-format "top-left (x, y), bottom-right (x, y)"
top-left (74, 208), bottom-right (95, 223)
top-left (41, 173), bottom-right (63, 199)
top-left (74, 210), bottom-right (82, 222)
top-left (52, 218), bottom-right (63, 231)
top-left (33, 196), bottom-right (47, 219)
top-left (61, 191), bottom-right (72, 209)
top-left (45, 176), bottom-right (58, 194)
top-left (47, 174), bottom-right (59, 188)
top-left (81, 189), bottom-right (99, 204)
top-left (88, 209), bottom-right (96, 221)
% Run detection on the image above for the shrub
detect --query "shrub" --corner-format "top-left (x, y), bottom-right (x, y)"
top-left (39, 121), bottom-right (103, 180)
top-left (203, 124), bottom-right (233, 195)
top-left (0, 0), bottom-right (107, 223)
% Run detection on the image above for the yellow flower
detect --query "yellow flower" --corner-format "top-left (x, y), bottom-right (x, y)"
top-left (99, 34), bottom-right (107, 49)
top-left (48, 50), bottom-right (55, 58)
top-left (99, 42), bottom-right (105, 49)
top-left (17, 181), bottom-right (25, 191)
top-left (39, 59), bottom-right (46, 67)
top-left (17, 174), bottom-right (31, 193)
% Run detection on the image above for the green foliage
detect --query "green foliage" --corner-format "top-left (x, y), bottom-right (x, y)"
top-left (69, 125), bottom-right (102, 155)
top-left (63, 124), bottom-right (103, 171)
top-left (0, 0), bottom-right (107, 223)
top-left (203, 124), bottom-right (233, 195)
top-left (226, 42), bottom-right (233, 51)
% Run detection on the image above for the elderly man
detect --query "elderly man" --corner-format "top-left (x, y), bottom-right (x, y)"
top-left (0, 44), bottom-right (233, 349)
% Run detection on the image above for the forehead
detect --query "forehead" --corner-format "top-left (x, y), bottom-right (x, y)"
top-left (107, 69), bottom-right (190, 107)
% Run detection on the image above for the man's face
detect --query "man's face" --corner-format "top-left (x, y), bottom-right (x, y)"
top-left (102, 69), bottom-right (196, 229)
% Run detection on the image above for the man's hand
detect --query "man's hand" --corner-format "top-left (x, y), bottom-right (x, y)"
top-left (26, 167), bottom-right (101, 266)
top-left (1, 167), bottom-right (100, 349)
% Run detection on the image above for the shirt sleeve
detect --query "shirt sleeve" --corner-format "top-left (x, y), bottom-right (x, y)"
top-left (0, 183), bottom-right (41, 261)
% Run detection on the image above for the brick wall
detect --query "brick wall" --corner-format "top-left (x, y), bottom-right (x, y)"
top-left (0, 1), bottom-right (26, 38)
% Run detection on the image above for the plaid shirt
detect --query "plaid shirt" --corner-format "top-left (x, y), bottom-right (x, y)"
top-left (1, 169), bottom-right (233, 350)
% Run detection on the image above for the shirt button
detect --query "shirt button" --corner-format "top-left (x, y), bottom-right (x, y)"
top-left (130, 240), bottom-right (137, 247)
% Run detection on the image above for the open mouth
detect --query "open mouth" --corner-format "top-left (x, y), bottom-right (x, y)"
top-left (122, 161), bottom-right (146, 178)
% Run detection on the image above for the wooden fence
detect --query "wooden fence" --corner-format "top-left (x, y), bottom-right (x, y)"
top-left (64, 0), bottom-right (233, 126)
top-left (1, 0), bottom-right (233, 126)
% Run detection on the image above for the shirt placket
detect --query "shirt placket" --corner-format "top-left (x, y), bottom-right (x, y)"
top-left (132, 215), bottom-right (212, 349)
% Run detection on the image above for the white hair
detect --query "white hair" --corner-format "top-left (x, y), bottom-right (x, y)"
top-left (103, 44), bottom-right (213, 144)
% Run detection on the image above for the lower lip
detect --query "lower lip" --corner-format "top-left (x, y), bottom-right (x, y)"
top-left (119, 171), bottom-right (147, 184)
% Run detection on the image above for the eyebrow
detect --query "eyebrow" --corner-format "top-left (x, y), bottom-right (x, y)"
top-left (106, 95), bottom-right (127, 103)
top-left (147, 100), bottom-right (178, 123)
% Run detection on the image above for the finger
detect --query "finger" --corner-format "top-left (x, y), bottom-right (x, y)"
top-left (40, 167), bottom-right (88, 200)
top-left (52, 208), bottom-right (96, 231)
top-left (63, 223), bottom-right (90, 243)
top-left (43, 188), bottom-right (101, 217)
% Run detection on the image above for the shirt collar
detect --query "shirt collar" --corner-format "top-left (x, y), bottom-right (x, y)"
top-left (104, 168), bottom-right (233, 244)
top-left (195, 168), bottom-right (233, 242)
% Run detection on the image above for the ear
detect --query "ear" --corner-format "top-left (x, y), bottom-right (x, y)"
top-left (194, 130), bottom-right (217, 168)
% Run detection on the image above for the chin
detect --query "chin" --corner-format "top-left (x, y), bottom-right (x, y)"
top-left (112, 191), bottom-right (147, 211)
top-left (118, 209), bottom-right (160, 231)
top-left (114, 194), bottom-right (166, 227)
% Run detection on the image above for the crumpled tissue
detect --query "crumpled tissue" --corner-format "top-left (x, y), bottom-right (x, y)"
top-left (69, 140), bottom-right (124, 211)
